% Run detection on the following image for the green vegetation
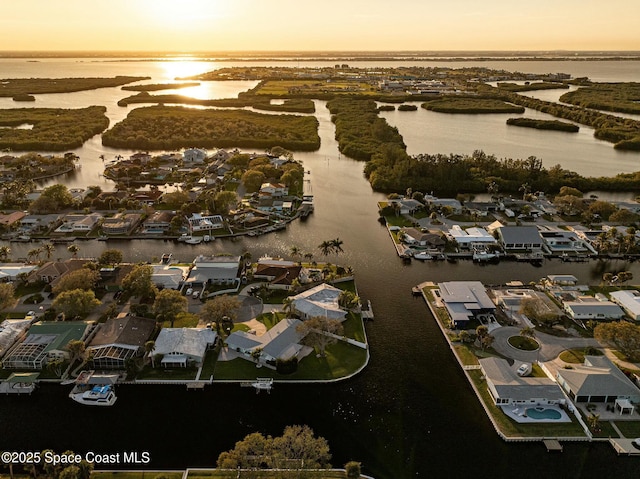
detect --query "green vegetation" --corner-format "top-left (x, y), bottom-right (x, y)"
top-left (0, 76), bottom-right (149, 97)
top-left (327, 98), bottom-right (405, 161)
top-left (507, 335), bottom-right (539, 351)
top-left (614, 421), bottom-right (640, 438)
top-left (559, 347), bottom-right (603, 364)
top-left (117, 92), bottom-right (315, 113)
top-left (560, 82), bottom-right (640, 115)
top-left (497, 82), bottom-right (570, 92)
top-left (0, 106), bottom-right (109, 151)
top-left (480, 84), bottom-right (640, 151)
top-left (398, 104), bottom-right (418, 111)
top-left (137, 366), bottom-right (198, 380)
top-left (121, 82), bottom-right (200, 91)
top-left (377, 104), bottom-right (395, 111)
top-left (421, 96), bottom-right (525, 114)
top-left (12, 94), bottom-right (35, 102)
top-left (102, 105), bottom-right (320, 151)
top-left (506, 117), bottom-right (579, 132)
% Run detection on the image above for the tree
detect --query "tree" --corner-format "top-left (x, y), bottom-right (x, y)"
top-left (122, 264), bottom-right (157, 299)
top-left (0, 245), bottom-right (11, 262)
top-left (297, 315), bottom-right (344, 357)
top-left (587, 413), bottom-right (601, 433)
top-left (609, 208), bottom-right (639, 226)
top-left (594, 321), bottom-right (640, 361)
top-left (153, 289), bottom-right (187, 326)
top-left (558, 186), bottom-right (583, 197)
top-left (52, 268), bottom-right (100, 295)
top-left (271, 425), bottom-right (332, 470)
top-left (144, 340), bottom-right (156, 367)
top-left (99, 249), bottom-right (123, 266)
top-left (52, 289), bottom-right (101, 318)
top-left (338, 290), bottom-right (360, 310)
top-left (161, 190), bottom-right (190, 208)
top-left (241, 169), bottom-right (266, 192)
top-left (318, 240), bottom-right (333, 257)
top-left (67, 244), bottom-right (80, 258)
top-left (618, 271), bottom-right (633, 284)
top-left (520, 326), bottom-right (536, 339)
top-left (458, 330), bottom-right (471, 343)
top-left (40, 184), bottom-right (73, 209)
top-left (42, 242), bottom-right (55, 260)
top-left (0, 282), bottom-right (16, 310)
top-left (199, 294), bottom-right (240, 327)
top-left (213, 190), bottom-right (238, 215)
top-left (345, 461), bottom-right (362, 478)
top-left (217, 431), bottom-right (272, 469)
top-left (290, 245), bottom-right (302, 262)
top-left (66, 339), bottom-right (86, 365)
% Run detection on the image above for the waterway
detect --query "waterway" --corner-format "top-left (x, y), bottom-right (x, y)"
top-left (1, 58), bottom-right (640, 478)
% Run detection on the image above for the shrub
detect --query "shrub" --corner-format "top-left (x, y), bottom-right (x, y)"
top-left (276, 357), bottom-right (298, 374)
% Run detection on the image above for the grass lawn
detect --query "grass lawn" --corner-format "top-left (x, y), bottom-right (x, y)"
top-left (187, 470), bottom-right (350, 479)
top-left (342, 312), bottom-right (366, 343)
top-left (200, 348), bottom-right (219, 380)
top-left (468, 369), bottom-right (587, 438)
top-left (383, 215), bottom-right (414, 227)
top-left (93, 472), bottom-right (184, 479)
top-left (454, 344), bottom-right (479, 366)
top-left (613, 420), bottom-right (640, 437)
top-left (14, 281), bottom-right (46, 298)
top-left (215, 341), bottom-right (367, 381)
top-left (558, 348), bottom-right (602, 364)
top-left (257, 311), bottom-right (285, 330)
top-left (507, 335), bottom-right (539, 351)
top-left (137, 366), bottom-right (198, 380)
top-left (162, 314), bottom-right (199, 328)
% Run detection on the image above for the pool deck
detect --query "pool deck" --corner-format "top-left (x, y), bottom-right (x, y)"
top-left (501, 405), bottom-right (572, 424)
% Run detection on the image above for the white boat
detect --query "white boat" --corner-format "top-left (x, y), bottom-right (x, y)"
top-left (69, 371), bottom-right (118, 406)
top-left (185, 236), bottom-right (203, 244)
top-left (473, 251), bottom-right (499, 263)
top-left (413, 251), bottom-right (433, 260)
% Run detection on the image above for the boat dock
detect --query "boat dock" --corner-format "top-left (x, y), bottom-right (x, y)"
top-left (543, 439), bottom-right (563, 452)
top-left (362, 300), bottom-right (374, 320)
top-left (241, 377), bottom-right (273, 394)
top-left (0, 372), bottom-right (40, 395)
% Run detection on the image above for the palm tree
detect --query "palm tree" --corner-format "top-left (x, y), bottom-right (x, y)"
top-left (282, 297), bottom-right (295, 317)
top-left (303, 252), bottom-right (314, 264)
top-left (588, 413), bottom-right (601, 432)
top-left (0, 245), bottom-right (11, 262)
top-left (42, 242), bottom-right (55, 260)
top-left (66, 339), bottom-right (86, 365)
top-left (27, 248), bottom-right (40, 264)
top-left (290, 245), bottom-right (302, 263)
top-left (67, 244), bottom-right (79, 258)
top-left (330, 238), bottom-right (344, 254)
top-left (318, 240), bottom-right (333, 257)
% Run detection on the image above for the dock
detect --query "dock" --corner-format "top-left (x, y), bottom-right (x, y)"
top-left (610, 438), bottom-right (640, 456)
top-left (362, 300), bottom-right (374, 320)
top-left (186, 382), bottom-right (207, 390)
top-left (241, 377), bottom-right (273, 394)
top-left (0, 372), bottom-right (40, 395)
top-left (543, 439), bottom-right (563, 452)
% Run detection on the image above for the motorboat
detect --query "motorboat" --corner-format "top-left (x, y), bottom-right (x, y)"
top-left (413, 251), bottom-right (433, 260)
top-left (69, 371), bottom-right (118, 406)
top-left (473, 251), bottom-right (499, 263)
top-left (185, 236), bottom-right (203, 245)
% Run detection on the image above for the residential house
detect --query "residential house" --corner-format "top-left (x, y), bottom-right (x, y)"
top-left (0, 319), bottom-right (32, 359)
top-left (402, 228), bottom-right (445, 249)
top-left (259, 183), bottom-right (288, 198)
top-left (186, 213), bottom-right (224, 233)
top-left (556, 355), bottom-right (640, 405)
top-left (225, 317), bottom-right (308, 367)
top-left (2, 321), bottom-right (89, 370)
top-left (130, 189), bottom-right (164, 206)
top-left (0, 263), bottom-right (38, 281)
top-left (20, 214), bottom-right (62, 234)
top-left (425, 197), bottom-right (462, 214)
top-left (129, 152), bottom-right (152, 164)
top-left (479, 357), bottom-right (566, 407)
top-left (546, 275), bottom-right (579, 286)
top-left (539, 228), bottom-right (595, 254)
top-left (187, 255), bottom-right (242, 287)
top-left (28, 259), bottom-right (92, 287)
top-left (463, 201), bottom-right (498, 216)
top-left (153, 327), bottom-right (217, 367)
top-left (610, 290), bottom-right (640, 321)
top-left (448, 225), bottom-right (496, 248)
top-left (0, 211), bottom-right (26, 231)
top-left (496, 226), bottom-right (544, 251)
top-left (389, 198), bottom-right (423, 215)
top-left (142, 211), bottom-right (176, 234)
top-left (183, 148), bottom-right (207, 164)
top-left (437, 281), bottom-right (496, 328)
top-left (151, 264), bottom-right (187, 290)
top-left (290, 283), bottom-right (347, 321)
top-left (87, 315), bottom-right (156, 369)
top-left (54, 213), bottom-right (102, 233)
top-left (563, 297), bottom-right (625, 320)
top-left (254, 262), bottom-right (307, 290)
top-left (101, 213), bottom-right (143, 235)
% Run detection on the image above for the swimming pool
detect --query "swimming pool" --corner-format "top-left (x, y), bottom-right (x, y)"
top-left (525, 407), bottom-right (562, 420)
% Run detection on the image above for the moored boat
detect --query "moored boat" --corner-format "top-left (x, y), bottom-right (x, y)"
top-left (69, 371), bottom-right (118, 406)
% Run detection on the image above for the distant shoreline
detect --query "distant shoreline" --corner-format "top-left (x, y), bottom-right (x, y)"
top-left (1, 50), bottom-right (640, 62)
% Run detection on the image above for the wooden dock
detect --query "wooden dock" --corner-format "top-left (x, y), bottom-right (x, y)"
top-left (543, 439), bottom-right (563, 452)
top-left (362, 300), bottom-right (374, 320)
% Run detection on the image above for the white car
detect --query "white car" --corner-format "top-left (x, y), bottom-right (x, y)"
top-left (185, 288), bottom-right (193, 296)
top-left (516, 363), bottom-right (532, 377)
top-left (25, 311), bottom-right (37, 321)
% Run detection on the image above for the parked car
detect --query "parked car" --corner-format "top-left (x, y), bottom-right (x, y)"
top-left (192, 291), bottom-right (200, 299)
top-left (516, 363), bottom-right (532, 377)
top-left (186, 288), bottom-right (193, 296)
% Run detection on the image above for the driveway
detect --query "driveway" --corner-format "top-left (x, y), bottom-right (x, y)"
top-left (490, 326), bottom-right (600, 363)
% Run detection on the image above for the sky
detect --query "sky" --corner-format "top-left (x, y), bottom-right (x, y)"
top-left (1, 0), bottom-right (639, 52)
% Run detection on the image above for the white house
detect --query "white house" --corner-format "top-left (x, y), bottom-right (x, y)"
top-left (0, 263), bottom-right (38, 281)
top-left (225, 317), bottom-right (307, 366)
top-left (54, 213), bottom-right (102, 233)
top-left (187, 255), bottom-right (241, 286)
top-left (151, 264), bottom-right (187, 289)
top-left (259, 183), bottom-right (288, 198)
top-left (479, 357), bottom-right (566, 407)
top-left (448, 225), bottom-right (496, 247)
top-left (153, 327), bottom-right (217, 367)
top-left (563, 298), bottom-right (625, 320)
top-left (290, 283), bottom-right (347, 320)
top-left (183, 148), bottom-right (207, 163)
top-left (610, 290), bottom-right (640, 321)
top-left (186, 213), bottom-right (224, 233)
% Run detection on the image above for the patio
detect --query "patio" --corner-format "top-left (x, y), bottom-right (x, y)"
top-left (501, 404), bottom-right (572, 423)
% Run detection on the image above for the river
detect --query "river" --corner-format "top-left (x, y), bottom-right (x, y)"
top-left (1, 58), bottom-right (640, 478)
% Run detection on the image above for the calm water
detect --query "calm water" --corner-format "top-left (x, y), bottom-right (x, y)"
top-left (2, 59), bottom-right (640, 478)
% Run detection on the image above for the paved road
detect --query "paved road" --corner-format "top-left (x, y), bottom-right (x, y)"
top-left (490, 326), bottom-right (600, 363)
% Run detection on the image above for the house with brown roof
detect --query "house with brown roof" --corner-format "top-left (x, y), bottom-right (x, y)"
top-left (254, 263), bottom-right (307, 290)
top-left (28, 259), bottom-right (92, 286)
top-left (0, 211), bottom-right (26, 230)
top-left (87, 315), bottom-right (156, 369)
top-left (142, 211), bottom-right (176, 234)
top-left (101, 213), bottom-right (143, 235)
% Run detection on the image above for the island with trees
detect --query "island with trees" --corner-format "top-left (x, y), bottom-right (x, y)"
top-left (506, 117), bottom-right (580, 132)
top-left (559, 82), bottom-right (640, 115)
top-left (421, 96), bottom-right (525, 114)
top-left (0, 76), bottom-right (150, 100)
